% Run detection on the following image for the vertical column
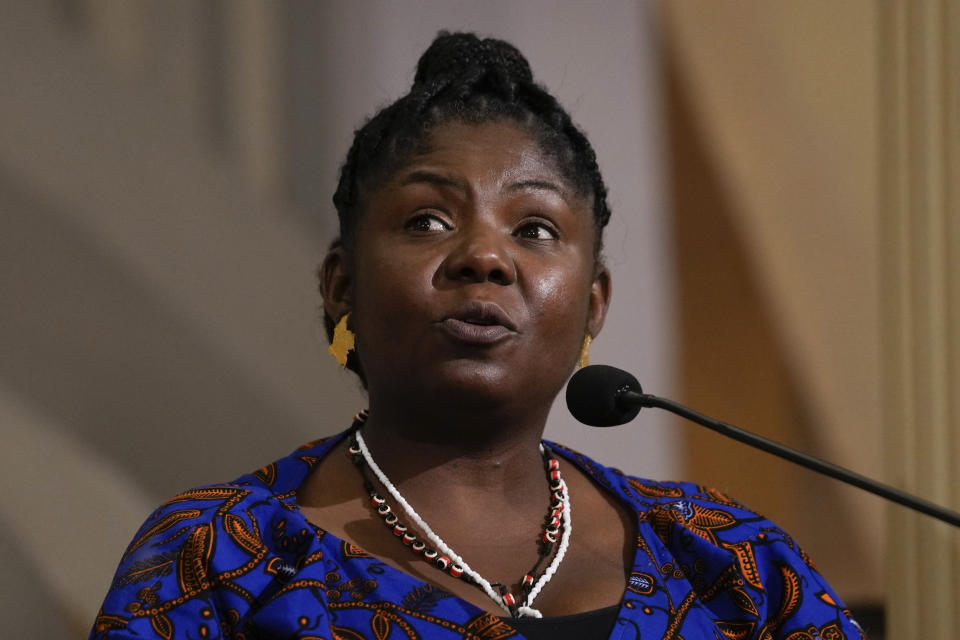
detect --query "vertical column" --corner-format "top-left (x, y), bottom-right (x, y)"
top-left (879, 1), bottom-right (959, 637)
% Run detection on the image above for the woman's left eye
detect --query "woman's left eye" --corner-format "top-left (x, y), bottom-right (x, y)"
top-left (515, 221), bottom-right (558, 241)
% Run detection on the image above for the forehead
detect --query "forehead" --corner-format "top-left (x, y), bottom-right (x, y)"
top-left (399, 120), bottom-right (572, 190)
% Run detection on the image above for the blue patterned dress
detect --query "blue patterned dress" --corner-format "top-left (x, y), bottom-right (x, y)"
top-left (91, 428), bottom-right (865, 639)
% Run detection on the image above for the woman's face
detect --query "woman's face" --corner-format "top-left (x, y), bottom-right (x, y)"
top-left (324, 120), bottom-right (610, 411)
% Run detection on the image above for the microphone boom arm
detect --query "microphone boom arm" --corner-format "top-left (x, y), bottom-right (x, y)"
top-left (627, 391), bottom-right (960, 528)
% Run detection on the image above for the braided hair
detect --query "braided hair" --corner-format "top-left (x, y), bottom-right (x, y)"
top-left (333, 30), bottom-right (611, 250)
top-left (326, 31), bottom-right (613, 381)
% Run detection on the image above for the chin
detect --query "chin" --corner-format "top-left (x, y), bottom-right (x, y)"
top-left (436, 359), bottom-right (569, 413)
top-left (422, 360), bottom-right (521, 407)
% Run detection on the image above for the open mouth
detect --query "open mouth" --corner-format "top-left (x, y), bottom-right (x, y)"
top-left (450, 300), bottom-right (517, 330)
top-left (462, 317), bottom-right (497, 326)
top-left (439, 300), bottom-right (517, 344)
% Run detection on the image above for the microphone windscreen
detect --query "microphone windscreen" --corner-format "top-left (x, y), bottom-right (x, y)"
top-left (566, 365), bottom-right (643, 427)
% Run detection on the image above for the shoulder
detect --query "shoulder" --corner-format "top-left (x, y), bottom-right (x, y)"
top-left (91, 433), bottom-right (346, 639)
top-left (546, 439), bottom-right (726, 513)
top-left (547, 441), bottom-right (865, 638)
top-left (124, 432), bottom-right (344, 549)
top-left (549, 439), bottom-right (790, 534)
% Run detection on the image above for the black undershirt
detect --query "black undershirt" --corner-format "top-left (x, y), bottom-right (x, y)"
top-left (501, 604), bottom-right (620, 640)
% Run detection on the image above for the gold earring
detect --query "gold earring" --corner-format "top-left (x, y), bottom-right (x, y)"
top-left (329, 313), bottom-right (356, 367)
top-left (578, 334), bottom-right (592, 369)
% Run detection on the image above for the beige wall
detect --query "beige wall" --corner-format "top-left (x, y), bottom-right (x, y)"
top-left (877, 2), bottom-right (960, 636)
top-left (663, 2), bottom-right (960, 635)
top-left (660, 0), bottom-right (883, 605)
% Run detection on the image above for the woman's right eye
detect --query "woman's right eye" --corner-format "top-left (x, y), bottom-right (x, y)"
top-left (404, 213), bottom-right (451, 234)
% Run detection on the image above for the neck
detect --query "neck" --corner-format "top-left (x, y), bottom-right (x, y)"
top-left (358, 396), bottom-right (552, 498)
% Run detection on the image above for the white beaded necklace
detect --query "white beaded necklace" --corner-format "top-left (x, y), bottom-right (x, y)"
top-left (353, 429), bottom-right (572, 618)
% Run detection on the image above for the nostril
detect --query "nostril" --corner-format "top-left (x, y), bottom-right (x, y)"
top-left (443, 233), bottom-right (517, 285)
top-left (457, 265), bottom-right (478, 281)
top-left (488, 267), bottom-right (510, 286)
top-left (454, 262), bottom-right (511, 285)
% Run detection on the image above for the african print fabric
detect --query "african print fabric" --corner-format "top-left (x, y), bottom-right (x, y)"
top-left (91, 429), bottom-right (865, 639)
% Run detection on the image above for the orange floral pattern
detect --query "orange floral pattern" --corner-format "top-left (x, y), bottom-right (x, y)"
top-left (91, 430), bottom-right (864, 639)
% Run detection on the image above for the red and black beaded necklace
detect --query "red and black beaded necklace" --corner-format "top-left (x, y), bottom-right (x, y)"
top-left (345, 411), bottom-right (571, 618)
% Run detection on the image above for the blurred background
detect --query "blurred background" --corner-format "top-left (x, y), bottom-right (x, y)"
top-left (1, 1), bottom-right (956, 638)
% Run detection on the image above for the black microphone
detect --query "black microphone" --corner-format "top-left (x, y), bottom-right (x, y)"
top-left (566, 364), bottom-right (645, 426)
top-left (566, 364), bottom-right (960, 528)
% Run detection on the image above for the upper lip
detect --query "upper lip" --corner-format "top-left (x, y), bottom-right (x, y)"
top-left (445, 300), bottom-right (518, 331)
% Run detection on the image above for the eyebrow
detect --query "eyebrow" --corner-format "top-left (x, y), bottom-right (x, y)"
top-left (398, 171), bottom-right (570, 203)
top-left (399, 170), bottom-right (468, 193)
top-left (504, 179), bottom-right (572, 206)
top-left (504, 179), bottom-right (565, 197)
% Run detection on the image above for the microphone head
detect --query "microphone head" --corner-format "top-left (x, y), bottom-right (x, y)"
top-left (566, 364), bottom-right (643, 427)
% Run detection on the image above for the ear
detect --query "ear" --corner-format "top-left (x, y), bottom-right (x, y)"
top-left (319, 244), bottom-right (353, 322)
top-left (586, 265), bottom-right (611, 338)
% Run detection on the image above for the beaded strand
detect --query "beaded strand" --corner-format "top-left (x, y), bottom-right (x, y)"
top-left (348, 414), bottom-right (571, 618)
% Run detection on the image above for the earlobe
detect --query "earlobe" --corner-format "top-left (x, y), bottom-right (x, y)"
top-left (319, 245), bottom-right (353, 321)
top-left (586, 266), bottom-right (611, 338)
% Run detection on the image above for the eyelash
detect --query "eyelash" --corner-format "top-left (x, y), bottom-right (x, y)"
top-left (515, 220), bottom-right (558, 241)
top-left (403, 212), bottom-right (559, 241)
top-left (404, 212), bottom-right (451, 234)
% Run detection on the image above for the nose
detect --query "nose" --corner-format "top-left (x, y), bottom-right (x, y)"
top-left (442, 221), bottom-right (516, 286)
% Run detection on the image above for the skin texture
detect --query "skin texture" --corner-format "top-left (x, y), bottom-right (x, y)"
top-left (301, 120), bottom-right (632, 616)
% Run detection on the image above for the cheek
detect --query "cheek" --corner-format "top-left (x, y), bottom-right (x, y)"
top-left (351, 241), bottom-right (438, 334)
top-left (526, 264), bottom-right (593, 338)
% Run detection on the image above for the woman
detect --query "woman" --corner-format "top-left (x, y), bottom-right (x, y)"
top-left (91, 33), bottom-right (863, 640)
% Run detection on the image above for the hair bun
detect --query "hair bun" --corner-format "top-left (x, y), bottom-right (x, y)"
top-left (414, 31), bottom-right (534, 88)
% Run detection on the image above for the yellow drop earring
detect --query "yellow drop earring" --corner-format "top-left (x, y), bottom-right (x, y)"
top-left (328, 313), bottom-right (356, 367)
top-left (578, 334), bottom-right (592, 369)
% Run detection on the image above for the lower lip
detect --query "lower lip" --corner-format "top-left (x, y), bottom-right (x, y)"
top-left (438, 318), bottom-right (514, 345)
